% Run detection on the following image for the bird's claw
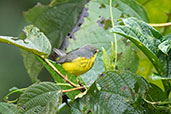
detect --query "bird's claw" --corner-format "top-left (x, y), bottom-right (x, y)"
top-left (64, 74), bottom-right (68, 82)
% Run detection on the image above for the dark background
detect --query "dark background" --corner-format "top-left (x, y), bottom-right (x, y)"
top-left (0, 0), bottom-right (50, 101)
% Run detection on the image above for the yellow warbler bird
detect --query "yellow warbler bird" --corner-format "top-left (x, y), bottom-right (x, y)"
top-left (54, 44), bottom-right (98, 76)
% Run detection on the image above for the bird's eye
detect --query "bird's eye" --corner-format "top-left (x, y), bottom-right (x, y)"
top-left (94, 50), bottom-right (98, 54)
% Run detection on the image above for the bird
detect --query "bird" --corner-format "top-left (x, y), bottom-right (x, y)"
top-left (54, 44), bottom-right (98, 76)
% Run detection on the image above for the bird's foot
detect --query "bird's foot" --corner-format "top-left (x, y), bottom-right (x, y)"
top-left (78, 80), bottom-right (83, 87)
top-left (64, 74), bottom-right (68, 82)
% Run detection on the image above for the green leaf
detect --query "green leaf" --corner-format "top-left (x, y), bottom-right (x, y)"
top-left (143, 83), bottom-right (169, 113)
top-left (1, 25), bottom-right (51, 82)
top-left (147, 83), bottom-right (167, 101)
top-left (144, 0), bottom-right (171, 22)
top-left (24, 0), bottom-right (89, 48)
top-left (17, 25), bottom-right (51, 83)
top-left (136, 0), bottom-right (171, 34)
top-left (67, 0), bottom-right (148, 52)
top-left (17, 82), bottom-right (62, 114)
top-left (158, 35), bottom-right (171, 54)
top-left (111, 0), bottom-right (149, 22)
top-left (112, 17), bottom-right (164, 75)
top-left (70, 71), bottom-right (149, 114)
top-left (94, 0), bottom-right (148, 22)
top-left (137, 51), bottom-right (164, 90)
top-left (21, 50), bottom-right (43, 83)
top-left (18, 25), bottom-right (51, 83)
top-left (0, 25), bottom-right (51, 58)
top-left (96, 71), bottom-right (148, 99)
top-left (117, 44), bottom-right (139, 73)
top-left (120, 17), bottom-right (162, 41)
top-left (0, 102), bottom-right (16, 114)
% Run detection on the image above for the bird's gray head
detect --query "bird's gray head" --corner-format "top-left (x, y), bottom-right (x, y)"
top-left (81, 44), bottom-right (97, 55)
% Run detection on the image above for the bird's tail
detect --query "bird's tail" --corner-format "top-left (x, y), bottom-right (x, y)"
top-left (48, 48), bottom-right (66, 61)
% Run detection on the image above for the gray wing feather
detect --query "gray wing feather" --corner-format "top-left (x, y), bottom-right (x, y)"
top-left (53, 48), bottom-right (66, 57)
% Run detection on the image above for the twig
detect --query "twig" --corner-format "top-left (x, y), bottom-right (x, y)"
top-left (149, 22), bottom-right (171, 27)
top-left (44, 59), bottom-right (78, 88)
top-left (62, 87), bottom-right (84, 93)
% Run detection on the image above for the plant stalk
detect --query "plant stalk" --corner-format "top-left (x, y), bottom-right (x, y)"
top-left (149, 22), bottom-right (171, 27)
top-left (110, 0), bottom-right (118, 69)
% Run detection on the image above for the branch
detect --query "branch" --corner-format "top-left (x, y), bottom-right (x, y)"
top-left (62, 87), bottom-right (85, 93)
top-left (44, 58), bottom-right (78, 88)
top-left (149, 22), bottom-right (171, 27)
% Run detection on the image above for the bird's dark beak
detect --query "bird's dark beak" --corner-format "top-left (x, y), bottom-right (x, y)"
top-left (97, 49), bottom-right (102, 52)
top-left (94, 49), bottom-right (101, 54)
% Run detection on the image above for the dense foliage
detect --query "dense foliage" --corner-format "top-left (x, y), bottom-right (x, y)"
top-left (0, 0), bottom-right (171, 113)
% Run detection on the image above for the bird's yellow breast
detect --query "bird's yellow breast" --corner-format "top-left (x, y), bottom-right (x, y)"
top-left (62, 53), bottom-right (97, 76)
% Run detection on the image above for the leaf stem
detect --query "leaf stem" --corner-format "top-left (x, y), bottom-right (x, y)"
top-left (3, 88), bottom-right (26, 102)
top-left (143, 94), bottom-right (171, 106)
top-left (44, 59), bottom-right (78, 88)
top-left (6, 99), bottom-right (18, 103)
top-left (144, 98), bottom-right (171, 105)
top-left (149, 22), bottom-right (171, 27)
top-left (110, 0), bottom-right (117, 69)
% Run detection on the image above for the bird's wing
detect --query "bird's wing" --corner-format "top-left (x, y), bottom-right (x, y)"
top-left (53, 48), bottom-right (66, 57)
top-left (53, 48), bottom-right (67, 64)
top-left (56, 47), bottom-right (94, 63)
